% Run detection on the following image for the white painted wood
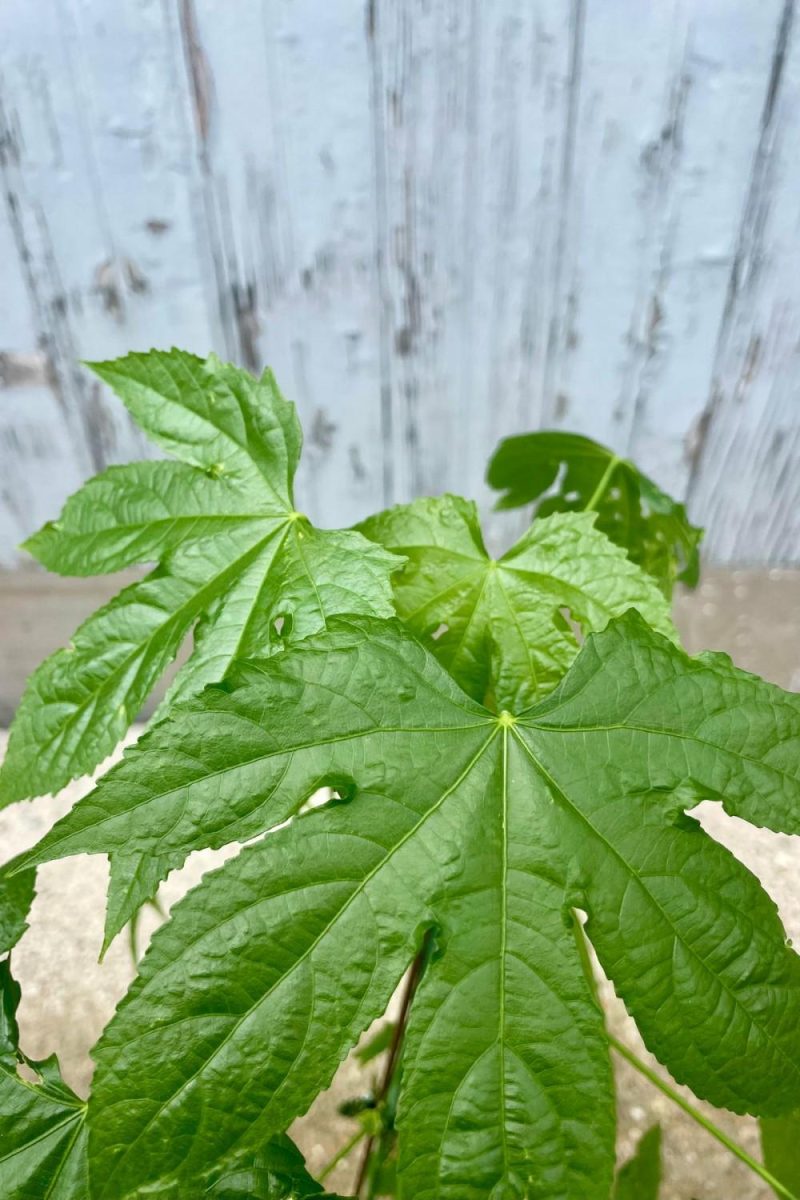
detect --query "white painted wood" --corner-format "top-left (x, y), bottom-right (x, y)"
top-left (626, 0), bottom-right (792, 503)
top-left (0, 200), bottom-right (86, 554)
top-left (0, 0), bottom-right (217, 491)
top-left (369, 0), bottom-right (578, 511)
top-left (178, 0), bottom-right (388, 524)
top-left (686, 0), bottom-right (800, 562)
top-left (0, 0), bottom-right (798, 565)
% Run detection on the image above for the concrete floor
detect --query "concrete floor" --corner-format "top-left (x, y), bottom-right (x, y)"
top-left (0, 567), bottom-right (798, 1197)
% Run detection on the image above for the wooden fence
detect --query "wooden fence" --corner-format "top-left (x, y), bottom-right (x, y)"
top-left (1, 0), bottom-right (799, 565)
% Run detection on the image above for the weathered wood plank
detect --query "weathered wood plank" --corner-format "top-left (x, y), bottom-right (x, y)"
top-left (626, 0), bottom-right (792, 505)
top-left (368, 0), bottom-right (590, 517)
top-left (176, 0), bottom-right (387, 524)
top-left (521, 0), bottom-right (793, 507)
top-left (0, 134), bottom-right (87, 554)
top-left (687, 0), bottom-right (800, 562)
top-left (0, 0), bottom-right (797, 565)
top-left (0, 0), bottom-right (217, 560)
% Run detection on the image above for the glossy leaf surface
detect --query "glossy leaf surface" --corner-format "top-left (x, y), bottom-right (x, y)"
top-left (487, 431), bottom-right (702, 593)
top-left (0, 961), bottom-right (88, 1198)
top-left (359, 495), bottom-right (675, 708)
top-left (1, 350), bottom-right (399, 805)
top-left (18, 615), bottom-right (800, 1199)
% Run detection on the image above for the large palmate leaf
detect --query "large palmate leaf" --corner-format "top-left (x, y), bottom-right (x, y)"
top-left (487, 431), bottom-right (702, 593)
top-left (0, 350), bottom-right (400, 805)
top-left (16, 615), bottom-right (800, 1199)
top-left (0, 960), bottom-right (88, 1198)
top-left (359, 495), bottom-right (674, 708)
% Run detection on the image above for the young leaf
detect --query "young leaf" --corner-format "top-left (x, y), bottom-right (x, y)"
top-left (486, 431), bottom-right (702, 593)
top-left (0, 350), bottom-right (400, 806)
top-left (0, 960), bottom-right (88, 1198)
top-left (761, 1112), bottom-right (800, 1198)
top-left (613, 1125), bottom-right (662, 1199)
top-left (355, 1021), bottom-right (396, 1066)
top-left (0, 866), bottom-right (35, 954)
top-left (21, 615), bottom-right (800, 1199)
top-left (359, 496), bottom-right (675, 708)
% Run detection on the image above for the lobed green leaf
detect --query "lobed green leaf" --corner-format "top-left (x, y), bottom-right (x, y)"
top-left (1, 350), bottom-right (401, 806)
top-left (486, 431), bottom-right (702, 594)
top-left (0, 961), bottom-right (88, 1199)
top-left (16, 615), bottom-right (800, 1198)
top-left (359, 495), bottom-right (675, 708)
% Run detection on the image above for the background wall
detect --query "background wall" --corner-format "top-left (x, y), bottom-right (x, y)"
top-left (1, 0), bottom-right (799, 566)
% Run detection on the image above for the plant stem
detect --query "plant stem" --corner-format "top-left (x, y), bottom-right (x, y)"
top-left (584, 454), bottom-right (621, 512)
top-left (571, 910), bottom-right (798, 1200)
top-left (318, 1126), bottom-right (367, 1183)
top-left (570, 908), bottom-right (602, 1008)
top-left (355, 931), bottom-right (433, 1196)
top-left (128, 895), bottom-right (167, 964)
top-left (609, 1034), bottom-right (799, 1200)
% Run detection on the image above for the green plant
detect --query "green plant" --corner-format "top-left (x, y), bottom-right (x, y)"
top-left (612, 1125), bottom-right (661, 1200)
top-left (0, 350), bottom-right (798, 1200)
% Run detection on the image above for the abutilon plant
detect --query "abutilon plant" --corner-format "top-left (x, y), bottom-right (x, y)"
top-left (1, 350), bottom-right (798, 1200)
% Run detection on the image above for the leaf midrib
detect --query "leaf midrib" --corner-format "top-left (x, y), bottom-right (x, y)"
top-left (29, 530), bottom-right (281, 780)
top-left (401, 561), bottom-right (486, 624)
top-left (511, 727), bottom-right (800, 1088)
top-left (498, 726), bottom-right (510, 1179)
top-left (491, 572), bottom-right (553, 696)
top-left (25, 722), bottom-right (491, 868)
top-left (0, 1106), bottom-right (82, 1168)
top-left (57, 510), bottom-right (284, 540)
top-left (42, 1116), bottom-right (85, 1200)
top-left (96, 727), bottom-right (502, 1196)
top-left (146, 354), bottom-right (293, 511)
top-left (197, 521), bottom-right (297, 669)
top-left (521, 718), bottom-right (799, 795)
top-left (501, 560), bottom-right (620, 623)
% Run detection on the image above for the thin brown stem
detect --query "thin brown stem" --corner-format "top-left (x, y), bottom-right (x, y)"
top-left (355, 934), bottom-right (431, 1196)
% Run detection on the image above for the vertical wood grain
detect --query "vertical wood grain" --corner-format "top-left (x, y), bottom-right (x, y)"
top-left (687, 0), bottom-right (800, 562)
top-left (0, 0), bottom-right (219, 535)
top-left (628, 0), bottom-right (793, 507)
top-left (174, 0), bottom-right (387, 525)
top-left (0, 194), bottom-right (86, 553)
top-left (0, 0), bottom-right (797, 565)
top-left (368, 0), bottom-right (579, 510)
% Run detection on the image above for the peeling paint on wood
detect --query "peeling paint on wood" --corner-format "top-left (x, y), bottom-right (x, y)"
top-left (0, 0), bottom-right (797, 565)
top-left (687, 0), bottom-right (800, 562)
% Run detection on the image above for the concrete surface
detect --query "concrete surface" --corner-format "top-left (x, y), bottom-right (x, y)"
top-left (1, 567), bottom-right (799, 1197)
top-left (0, 568), bottom-right (174, 725)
